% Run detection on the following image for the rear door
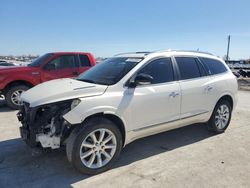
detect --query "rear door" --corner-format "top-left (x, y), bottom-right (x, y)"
top-left (174, 56), bottom-right (215, 120)
top-left (42, 55), bottom-right (79, 82)
top-left (78, 54), bottom-right (92, 74)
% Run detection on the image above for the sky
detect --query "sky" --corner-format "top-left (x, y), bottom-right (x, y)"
top-left (0, 0), bottom-right (250, 59)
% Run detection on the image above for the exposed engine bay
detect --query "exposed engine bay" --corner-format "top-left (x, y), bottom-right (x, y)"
top-left (17, 101), bottom-right (74, 149)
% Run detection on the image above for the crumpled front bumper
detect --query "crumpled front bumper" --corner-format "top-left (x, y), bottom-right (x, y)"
top-left (17, 100), bottom-right (73, 148)
top-left (17, 102), bottom-right (38, 146)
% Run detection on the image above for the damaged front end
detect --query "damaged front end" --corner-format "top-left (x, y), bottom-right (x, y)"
top-left (17, 100), bottom-right (74, 149)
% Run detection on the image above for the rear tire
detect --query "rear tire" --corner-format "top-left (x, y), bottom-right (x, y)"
top-left (5, 85), bottom-right (30, 110)
top-left (207, 100), bottom-right (232, 133)
top-left (66, 117), bottom-right (123, 175)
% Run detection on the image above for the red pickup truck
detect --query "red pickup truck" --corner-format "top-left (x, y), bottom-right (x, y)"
top-left (0, 52), bottom-right (96, 109)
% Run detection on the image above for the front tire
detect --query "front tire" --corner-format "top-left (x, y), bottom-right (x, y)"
top-left (66, 117), bottom-right (123, 175)
top-left (207, 100), bottom-right (232, 133)
top-left (5, 85), bottom-right (30, 110)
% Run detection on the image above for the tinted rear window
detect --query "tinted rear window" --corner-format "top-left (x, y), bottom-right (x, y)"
top-left (79, 55), bottom-right (91, 67)
top-left (196, 59), bottom-right (207, 76)
top-left (200, 58), bottom-right (228, 75)
top-left (175, 57), bottom-right (201, 80)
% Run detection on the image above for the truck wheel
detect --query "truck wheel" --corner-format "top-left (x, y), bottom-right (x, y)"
top-left (5, 85), bottom-right (30, 110)
top-left (207, 100), bottom-right (232, 133)
top-left (66, 117), bottom-right (123, 175)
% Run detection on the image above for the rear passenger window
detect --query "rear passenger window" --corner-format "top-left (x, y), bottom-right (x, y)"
top-left (196, 59), bottom-right (207, 77)
top-left (79, 55), bottom-right (91, 67)
top-left (175, 57), bottom-right (201, 80)
top-left (137, 58), bottom-right (174, 84)
top-left (200, 58), bottom-right (228, 75)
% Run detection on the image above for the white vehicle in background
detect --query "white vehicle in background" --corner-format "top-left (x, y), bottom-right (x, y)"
top-left (17, 50), bottom-right (238, 174)
top-left (0, 60), bottom-right (18, 67)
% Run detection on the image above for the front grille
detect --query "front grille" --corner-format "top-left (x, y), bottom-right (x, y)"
top-left (19, 100), bottom-right (71, 129)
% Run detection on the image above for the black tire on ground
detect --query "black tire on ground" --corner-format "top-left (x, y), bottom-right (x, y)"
top-left (5, 85), bottom-right (30, 110)
top-left (66, 117), bottom-right (123, 175)
top-left (207, 99), bottom-right (232, 133)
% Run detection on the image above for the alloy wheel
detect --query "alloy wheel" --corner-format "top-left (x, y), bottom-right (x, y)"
top-left (215, 104), bottom-right (230, 130)
top-left (79, 128), bottom-right (117, 169)
top-left (11, 90), bottom-right (24, 106)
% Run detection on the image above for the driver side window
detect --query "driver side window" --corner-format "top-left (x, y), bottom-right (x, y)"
top-left (45, 55), bottom-right (76, 70)
top-left (137, 58), bottom-right (174, 84)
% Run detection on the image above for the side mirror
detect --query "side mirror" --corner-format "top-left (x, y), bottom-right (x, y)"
top-left (129, 73), bottom-right (153, 87)
top-left (44, 63), bottom-right (56, 71)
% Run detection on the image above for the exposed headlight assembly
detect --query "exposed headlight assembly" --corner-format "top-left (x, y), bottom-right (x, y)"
top-left (71, 99), bottom-right (81, 110)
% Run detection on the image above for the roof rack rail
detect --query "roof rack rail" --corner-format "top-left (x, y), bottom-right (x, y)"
top-left (135, 51), bottom-right (152, 54)
top-left (115, 51), bottom-right (151, 56)
top-left (157, 49), bottom-right (214, 56)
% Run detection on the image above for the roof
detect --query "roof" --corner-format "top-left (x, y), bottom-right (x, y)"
top-left (51, 52), bottom-right (92, 55)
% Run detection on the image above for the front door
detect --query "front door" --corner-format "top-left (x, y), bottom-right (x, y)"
top-left (42, 55), bottom-right (79, 82)
top-left (125, 57), bottom-right (181, 131)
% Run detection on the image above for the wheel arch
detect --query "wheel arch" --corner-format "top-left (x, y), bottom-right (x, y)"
top-left (83, 112), bottom-right (127, 147)
top-left (4, 80), bottom-right (34, 94)
top-left (216, 94), bottom-right (234, 110)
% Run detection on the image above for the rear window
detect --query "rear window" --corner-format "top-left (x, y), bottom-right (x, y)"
top-left (175, 57), bottom-right (201, 80)
top-left (196, 59), bottom-right (207, 77)
top-left (200, 58), bottom-right (228, 75)
top-left (79, 55), bottom-right (91, 67)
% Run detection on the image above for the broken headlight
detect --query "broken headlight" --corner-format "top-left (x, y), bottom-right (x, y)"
top-left (70, 99), bottom-right (81, 110)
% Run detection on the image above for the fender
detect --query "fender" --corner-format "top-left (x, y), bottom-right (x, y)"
top-left (63, 105), bottom-right (127, 126)
top-left (217, 91), bottom-right (236, 109)
top-left (2, 75), bottom-right (40, 90)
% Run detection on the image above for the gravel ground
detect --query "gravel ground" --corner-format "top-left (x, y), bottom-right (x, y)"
top-left (0, 91), bottom-right (250, 188)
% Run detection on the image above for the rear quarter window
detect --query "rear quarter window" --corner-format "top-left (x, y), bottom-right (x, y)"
top-left (200, 57), bottom-right (228, 75)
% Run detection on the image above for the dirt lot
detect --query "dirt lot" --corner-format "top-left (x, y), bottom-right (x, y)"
top-left (0, 91), bottom-right (250, 188)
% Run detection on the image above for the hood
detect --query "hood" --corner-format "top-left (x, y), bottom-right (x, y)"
top-left (21, 78), bottom-right (108, 107)
top-left (0, 65), bottom-right (31, 72)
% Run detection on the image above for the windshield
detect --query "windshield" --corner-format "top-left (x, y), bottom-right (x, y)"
top-left (28, 53), bottom-right (54, 67)
top-left (77, 57), bottom-right (143, 85)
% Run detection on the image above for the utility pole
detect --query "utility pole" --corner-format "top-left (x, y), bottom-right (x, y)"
top-left (226, 35), bottom-right (231, 61)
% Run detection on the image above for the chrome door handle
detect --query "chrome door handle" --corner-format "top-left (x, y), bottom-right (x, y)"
top-left (169, 92), bottom-right (179, 98)
top-left (31, 72), bottom-right (40, 75)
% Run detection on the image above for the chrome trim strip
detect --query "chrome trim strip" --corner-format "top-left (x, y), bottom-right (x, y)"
top-left (132, 111), bottom-right (209, 132)
top-left (133, 119), bottom-right (178, 132)
top-left (180, 111), bottom-right (209, 120)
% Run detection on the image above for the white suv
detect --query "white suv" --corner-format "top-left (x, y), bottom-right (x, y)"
top-left (18, 50), bottom-right (238, 174)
